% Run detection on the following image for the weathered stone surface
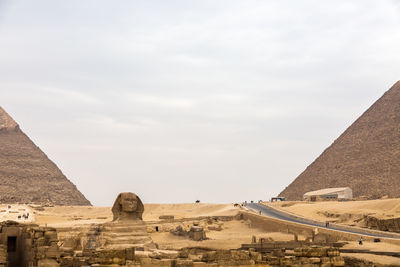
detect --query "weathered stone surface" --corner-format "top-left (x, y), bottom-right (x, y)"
top-left (363, 215), bottom-right (400, 233)
top-left (140, 258), bottom-right (175, 267)
top-left (0, 244), bottom-right (6, 264)
top-left (188, 226), bottom-right (206, 241)
top-left (170, 225), bottom-right (207, 241)
top-left (37, 259), bottom-right (60, 267)
top-left (159, 215), bottom-right (175, 220)
top-left (112, 192), bottom-right (144, 221)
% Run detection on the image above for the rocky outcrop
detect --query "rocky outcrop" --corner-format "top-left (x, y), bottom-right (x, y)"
top-left (0, 106), bottom-right (90, 205)
top-left (280, 81), bottom-right (400, 200)
top-left (170, 225), bottom-right (207, 241)
top-left (362, 215), bottom-right (400, 233)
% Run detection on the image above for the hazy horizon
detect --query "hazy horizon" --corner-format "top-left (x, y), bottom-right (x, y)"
top-left (1, 0), bottom-right (400, 205)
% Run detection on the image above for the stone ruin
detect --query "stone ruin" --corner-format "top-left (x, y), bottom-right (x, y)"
top-left (170, 225), bottom-right (207, 241)
top-left (0, 192), bottom-right (154, 266)
top-left (0, 218), bottom-right (349, 267)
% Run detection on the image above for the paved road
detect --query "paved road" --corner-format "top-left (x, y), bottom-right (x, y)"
top-left (246, 202), bottom-right (399, 239)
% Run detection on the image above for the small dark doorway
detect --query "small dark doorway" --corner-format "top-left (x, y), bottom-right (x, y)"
top-left (7, 236), bottom-right (17, 252)
top-left (8, 236), bottom-right (20, 267)
top-left (155, 226), bottom-right (159, 232)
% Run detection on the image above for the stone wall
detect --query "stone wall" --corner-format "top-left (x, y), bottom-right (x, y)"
top-left (362, 215), bottom-right (400, 233)
top-left (139, 246), bottom-right (346, 267)
top-left (2, 220), bottom-right (390, 267)
top-left (0, 244), bottom-right (6, 267)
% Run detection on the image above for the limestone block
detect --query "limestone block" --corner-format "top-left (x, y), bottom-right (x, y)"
top-left (280, 257), bottom-right (294, 266)
top-left (202, 250), bottom-right (231, 262)
top-left (35, 231), bottom-right (44, 238)
top-left (36, 246), bottom-right (48, 259)
top-left (330, 256), bottom-right (345, 267)
top-left (37, 259), bottom-right (60, 267)
top-left (140, 258), bottom-right (175, 267)
top-left (309, 257), bottom-right (321, 263)
top-left (308, 247), bottom-right (327, 257)
top-left (188, 226), bottom-right (206, 241)
top-left (271, 249), bottom-right (285, 257)
top-left (45, 231), bottom-right (58, 241)
top-left (159, 215), bottom-right (174, 220)
top-left (45, 243), bottom-right (61, 259)
top-left (170, 225), bottom-right (186, 236)
top-left (327, 248), bottom-right (340, 257)
top-left (264, 255), bottom-right (279, 265)
top-left (249, 251), bottom-right (261, 261)
top-left (36, 237), bottom-right (47, 246)
top-left (175, 259), bottom-right (194, 266)
top-left (321, 257), bottom-right (331, 264)
top-left (125, 247), bottom-right (135, 260)
top-left (60, 256), bottom-right (73, 266)
top-left (149, 250), bottom-right (179, 259)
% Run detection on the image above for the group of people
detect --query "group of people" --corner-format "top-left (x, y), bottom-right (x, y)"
top-left (17, 212), bottom-right (30, 220)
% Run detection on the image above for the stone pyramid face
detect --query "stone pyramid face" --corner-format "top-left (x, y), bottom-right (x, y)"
top-left (0, 107), bottom-right (91, 205)
top-left (280, 81), bottom-right (400, 200)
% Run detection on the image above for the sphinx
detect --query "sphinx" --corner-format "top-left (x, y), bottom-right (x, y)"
top-left (112, 192), bottom-right (144, 221)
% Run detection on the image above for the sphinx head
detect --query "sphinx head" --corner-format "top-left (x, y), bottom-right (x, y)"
top-left (112, 192), bottom-right (144, 221)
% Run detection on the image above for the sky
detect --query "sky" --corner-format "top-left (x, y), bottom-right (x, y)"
top-left (0, 0), bottom-right (400, 206)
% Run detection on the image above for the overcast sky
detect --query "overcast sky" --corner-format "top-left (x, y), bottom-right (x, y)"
top-left (0, 1), bottom-right (400, 206)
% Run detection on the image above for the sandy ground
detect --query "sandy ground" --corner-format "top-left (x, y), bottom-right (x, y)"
top-left (343, 240), bottom-right (400, 252)
top-left (266, 198), bottom-right (400, 224)
top-left (144, 203), bottom-right (238, 221)
top-left (151, 220), bottom-right (296, 250)
top-left (342, 253), bottom-right (400, 265)
top-left (0, 204), bottom-right (34, 223)
top-left (27, 203), bottom-right (238, 227)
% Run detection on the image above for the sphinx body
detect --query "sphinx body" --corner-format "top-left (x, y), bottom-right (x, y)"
top-left (80, 192), bottom-right (154, 250)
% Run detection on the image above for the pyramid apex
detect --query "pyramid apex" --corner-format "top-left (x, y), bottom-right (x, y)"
top-left (0, 106), bottom-right (19, 131)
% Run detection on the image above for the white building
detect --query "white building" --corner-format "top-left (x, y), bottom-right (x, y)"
top-left (303, 187), bottom-right (353, 201)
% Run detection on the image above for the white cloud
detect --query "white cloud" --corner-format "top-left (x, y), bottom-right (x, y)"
top-left (127, 94), bottom-right (195, 109)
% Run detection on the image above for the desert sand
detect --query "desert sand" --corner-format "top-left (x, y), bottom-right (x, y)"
top-left (150, 220), bottom-right (295, 250)
top-left (266, 198), bottom-right (400, 224)
top-left (0, 204), bottom-right (34, 223)
top-left (3, 201), bottom-right (400, 265)
top-left (31, 203), bottom-right (238, 227)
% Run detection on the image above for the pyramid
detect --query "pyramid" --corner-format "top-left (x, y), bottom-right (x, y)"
top-left (279, 81), bottom-right (400, 200)
top-left (0, 107), bottom-right (91, 205)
